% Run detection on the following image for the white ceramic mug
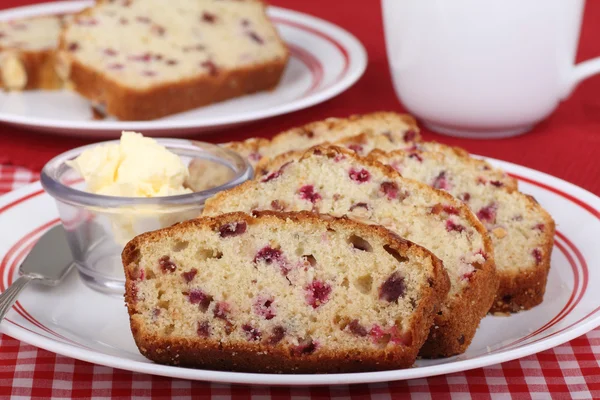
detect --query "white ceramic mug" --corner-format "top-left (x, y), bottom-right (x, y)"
top-left (382, 0), bottom-right (600, 138)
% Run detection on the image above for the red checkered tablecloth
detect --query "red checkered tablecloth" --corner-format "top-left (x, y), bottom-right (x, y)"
top-left (0, 166), bottom-right (599, 399)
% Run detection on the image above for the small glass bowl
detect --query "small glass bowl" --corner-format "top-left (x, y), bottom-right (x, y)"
top-left (41, 139), bottom-right (252, 295)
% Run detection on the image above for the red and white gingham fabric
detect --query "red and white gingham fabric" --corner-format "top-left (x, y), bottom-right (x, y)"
top-left (0, 165), bottom-right (599, 400)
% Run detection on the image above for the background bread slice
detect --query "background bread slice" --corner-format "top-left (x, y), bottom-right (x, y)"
top-left (203, 146), bottom-right (497, 357)
top-left (58, 0), bottom-right (289, 120)
top-left (187, 112), bottom-right (420, 189)
top-left (265, 112), bottom-right (420, 161)
top-left (221, 111), bottom-right (421, 169)
top-left (123, 211), bottom-right (449, 373)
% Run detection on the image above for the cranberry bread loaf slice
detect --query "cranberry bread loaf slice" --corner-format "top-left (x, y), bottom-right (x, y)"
top-left (255, 133), bottom-right (516, 190)
top-left (188, 112), bottom-right (419, 188)
top-left (0, 15), bottom-right (64, 90)
top-left (254, 139), bottom-right (515, 193)
top-left (330, 133), bottom-right (517, 191)
top-left (266, 112), bottom-right (420, 162)
top-left (254, 130), bottom-right (421, 177)
top-left (123, 211), bottom-right (450, 373)
top-left (370, 149), bottom-right (555, 313)
top-left (204, 146), bottom-right (497, 357)
top-left (221, 112), bottom-right (421, 169)
top-left (58, 0), bottom-right (289, 120)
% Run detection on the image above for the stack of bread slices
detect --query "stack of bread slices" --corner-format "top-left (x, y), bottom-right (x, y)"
top-left (122, 111), bottom-right (555, 373)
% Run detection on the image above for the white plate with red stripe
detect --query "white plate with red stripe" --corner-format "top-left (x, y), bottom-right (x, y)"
top-left (0, 158), bottom-right (599, 386)
top-left (0, 1), bottom-right (366, 138)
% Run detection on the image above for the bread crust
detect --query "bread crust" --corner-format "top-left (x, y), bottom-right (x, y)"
top-left (58, 2), bottom-right (289, 120)
top-left (204, 145), bottom-right (498, 357)
top-left (122, 211), bottom-right (450, 372)
top-left (65, 56), bottom-right (288, 121)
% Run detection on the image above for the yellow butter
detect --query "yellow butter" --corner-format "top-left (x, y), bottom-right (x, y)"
top-left (67, 132), bottom-right (197, 246)
top-left (67, 131), bottom-right (192, 197)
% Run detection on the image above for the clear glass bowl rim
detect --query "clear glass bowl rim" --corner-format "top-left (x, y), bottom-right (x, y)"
top-left (40, 138), bottom-right (253, 208)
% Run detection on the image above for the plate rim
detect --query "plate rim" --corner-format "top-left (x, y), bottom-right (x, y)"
top-left (0, 157), bottom-right (599, 386)
top-left (0, 1), bottom-right (368, 133)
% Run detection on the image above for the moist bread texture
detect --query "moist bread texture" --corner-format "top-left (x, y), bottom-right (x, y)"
top-left (123, 211), bottom-right (450, 372)
top-left (330, 133), bottom-right (518, 191)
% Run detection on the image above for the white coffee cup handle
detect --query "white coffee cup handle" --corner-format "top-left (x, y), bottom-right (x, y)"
top-left (564, 57), bottom-right (600, 98)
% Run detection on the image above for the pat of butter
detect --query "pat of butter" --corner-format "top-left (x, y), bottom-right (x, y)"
top-left (67, 131), bottom-right (192, 197)
top-left (68, 132), bottom-right (196, 246)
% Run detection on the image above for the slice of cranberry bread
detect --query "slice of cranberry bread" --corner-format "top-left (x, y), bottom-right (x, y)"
top-left (123, 211), bottom-right (450, 373)
top-left (266, 112), bottom-right (420, 163)
top-left (188, 112), bottom-right (419, 187)
top-left (255, 144), bottom-right (515, 195)
top-left (255, 133), bottom-right (517, 191)
top-left (204, 146), bottom-right (497, 357)
top-left (219, 112), bottom-right (421, 170)
top-left (329, 133), bottom-right (517, 191)
top-left (254, 130), bottom-right (420, 177)
top-left (370, 149), bottom-right (555, 313)
top-left (0, 15), bottom-right (64, 90)
top-left (58, 0), bottom-right (289, 120)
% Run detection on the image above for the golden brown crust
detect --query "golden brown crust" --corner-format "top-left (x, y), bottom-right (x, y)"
top-left (65, 57), bottom-right (288, 121)
top-left (204, 145), bottom-right (498, 357)
top-left (490, 197), bottom-right (555, 313)
top-left (122, 211), bottom-right (450, 372)
top-left (418, 242), bottom-right (497, 357)
top-left (131, 335), bottom-right (410, 373)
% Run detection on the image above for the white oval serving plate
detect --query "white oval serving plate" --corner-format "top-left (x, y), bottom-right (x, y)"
top-left (0, 157), bottom-right (598, 386)
top-left (0, 1), bottom-right (367, 137)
